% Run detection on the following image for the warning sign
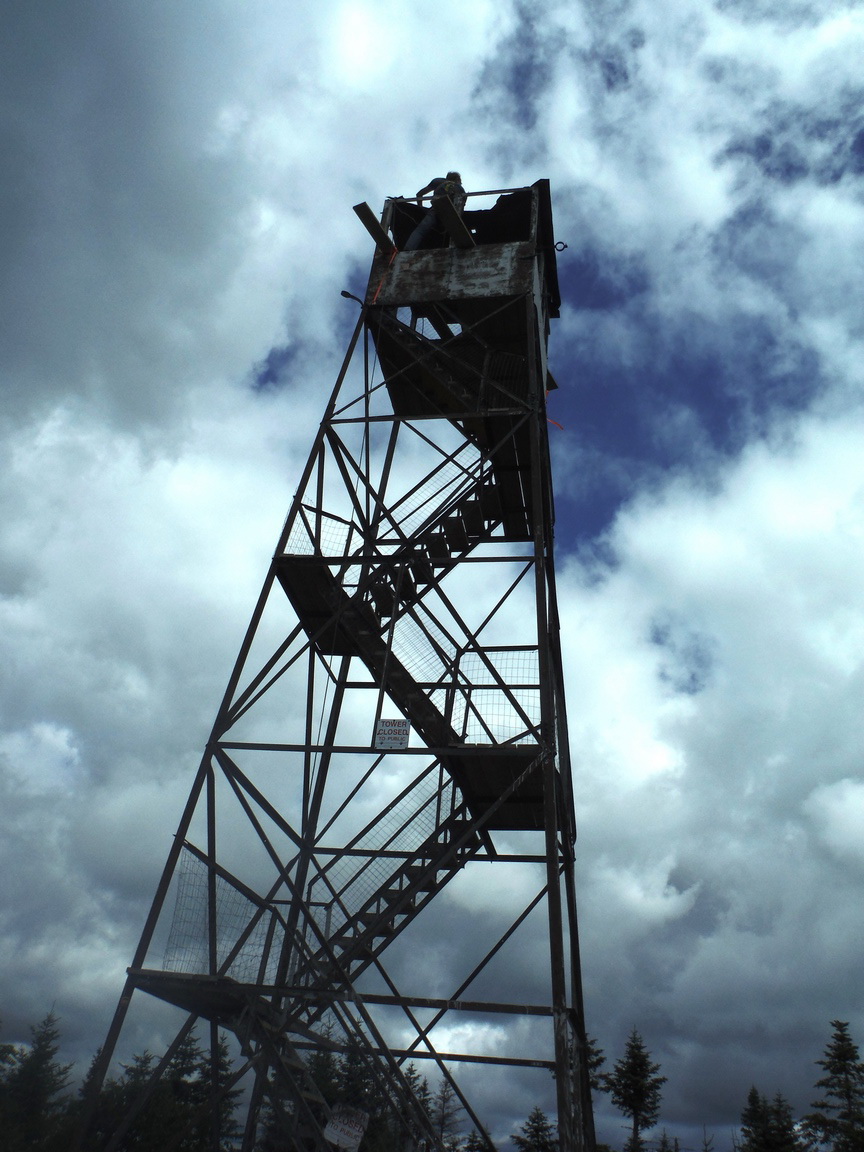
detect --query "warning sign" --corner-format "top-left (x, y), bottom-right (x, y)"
top-left (374, 718), bottom-right (410, 749)
top-left (324, 1104), bottom-right (369, 1150)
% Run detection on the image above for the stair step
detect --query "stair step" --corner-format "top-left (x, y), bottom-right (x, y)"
top-left (405, 866), bottom-right (441, 891)
top-left (409, 552), bottom-right (434, 584)
top-left (397, 568), bottom-right (416, 601)
top-left (426, 533), bottom-right (449, 562)
top-left (447, 821), bottom-right (472, 841)
top-left (443, 516), bottom-right (469, 551)
top-left (479, 484), bottom-right (503, 521)
top-left (385, 886), bottom-right (414, 902)
top-left (461, 499), bottom-right (484, 537)
top-left (358, 912), bottom-right (395, 929)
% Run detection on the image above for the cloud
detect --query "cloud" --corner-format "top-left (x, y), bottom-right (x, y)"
top-left (804, 777), bottom-right (864, 865)
top-left (4, 0), bottom-right (864, 1144)
top-left (559, 409), bottom-right (864, 1130)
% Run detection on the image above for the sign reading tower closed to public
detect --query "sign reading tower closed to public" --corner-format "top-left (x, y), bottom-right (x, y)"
top-left (374, 717), bottom-right (411, 749)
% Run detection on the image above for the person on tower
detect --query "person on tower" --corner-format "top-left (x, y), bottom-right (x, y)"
top-left (403, 172), bottom-right (466, 251)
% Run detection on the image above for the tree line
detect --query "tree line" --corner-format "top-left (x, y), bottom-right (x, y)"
top-left (0, 1012), bottom-right (498, 1151)
top-left (1, 1013), bottom-right (863, 1150)
top-left (574, 1020), bottom-right (864, 1152)
top-left (510, 1022), bottom-right (864, 1152)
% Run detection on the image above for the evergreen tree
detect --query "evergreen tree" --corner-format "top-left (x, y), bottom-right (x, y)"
top-left (306, 1038), bottom-right (341, 1107)
top-left (769, 1092), bottom-right (804, 1152)
top-left (511, 1106), bottom-right (557, 1152)
top-left (604, 1029), bottom-right (666, 1152)
top-left (802, 1021), bottom-right (864, 1152)
top-left (430, 1077), bottom-right (463, 1148)
top-left (0, 1022), bottom-right (16, 1075)
top-left (168, 1029), bottom-right (208, 1131)
top-left (657, 1130), bottom-right (673, 1152)
top-left (75, 1045), bottom-right (130, 1150)
top-left (586, 1036), bottom-right (608, 1095)
top-left (199, 1031), bottom-right (243, 1150)
top-left (399, 1060), bottom-right (433, 1147)
top-left (463, 1127), bottom-right (494, 1152)
top-left (334, 1044), bottom-right (392, 1152)
top-left (741, 1086), bottom-right (773, 1152)
top-left (740, 1086), bottom-right (804, 1152)
top-left (105, 1047), bottom-right (198, 1150)
top-left (403, 1060), bottom-right (431, 1113)
top-left (0, 1011), bottom-right (73, 1151)
top-left (337, 1043), bottom-right (376, 1111)
top-left (87, 1030), bottom-right (240, 1151)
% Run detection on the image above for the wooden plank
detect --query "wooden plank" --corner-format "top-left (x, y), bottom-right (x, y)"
top-left (435, 194), bottom-right (475, 248)
top-left (352, 201), bottom-right (396, 253)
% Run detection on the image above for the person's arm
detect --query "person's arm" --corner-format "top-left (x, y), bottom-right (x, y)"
top-left (416, 180), bottom-right (438, 203)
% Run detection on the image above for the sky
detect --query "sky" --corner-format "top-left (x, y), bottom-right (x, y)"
top-left (2, 0), bottom-right (864, 1146)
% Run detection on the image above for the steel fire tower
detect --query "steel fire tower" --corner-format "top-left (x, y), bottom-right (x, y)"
top-left (84, 181), bottom-right (595, 1152)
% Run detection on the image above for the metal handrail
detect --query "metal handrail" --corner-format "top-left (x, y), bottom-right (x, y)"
top-left (388, 185), bottom-right (533, 203)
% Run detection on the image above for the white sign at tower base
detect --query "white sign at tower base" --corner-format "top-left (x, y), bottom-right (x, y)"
top-left (374, 718), bottom-right (410, 749)
top-left (324, 1104), bottom-right (369, 1150)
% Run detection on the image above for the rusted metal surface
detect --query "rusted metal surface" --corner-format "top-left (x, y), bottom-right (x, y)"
top-left (366, 241), bottom-right (536, 305)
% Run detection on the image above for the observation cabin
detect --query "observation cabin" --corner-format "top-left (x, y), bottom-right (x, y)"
top-left (361, 180), bottom-right (561, 421)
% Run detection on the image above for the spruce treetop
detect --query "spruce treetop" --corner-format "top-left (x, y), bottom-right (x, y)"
top-left (802, 1020), bottom-right (864, 1152)
top-left (512, 1105), bottom-right (558, 1152)
top-left (604, 1029), bottom-right (666, 1152)
top-left (740, 1086), bottom-right (804, 1152)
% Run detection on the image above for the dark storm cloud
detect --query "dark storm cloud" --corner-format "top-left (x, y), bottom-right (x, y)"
top-left (0, 0), bottom-right (257, 426)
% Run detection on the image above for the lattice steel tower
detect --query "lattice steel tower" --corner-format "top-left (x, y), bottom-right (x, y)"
top-left (83, 181), bottom-right (595, 1152)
